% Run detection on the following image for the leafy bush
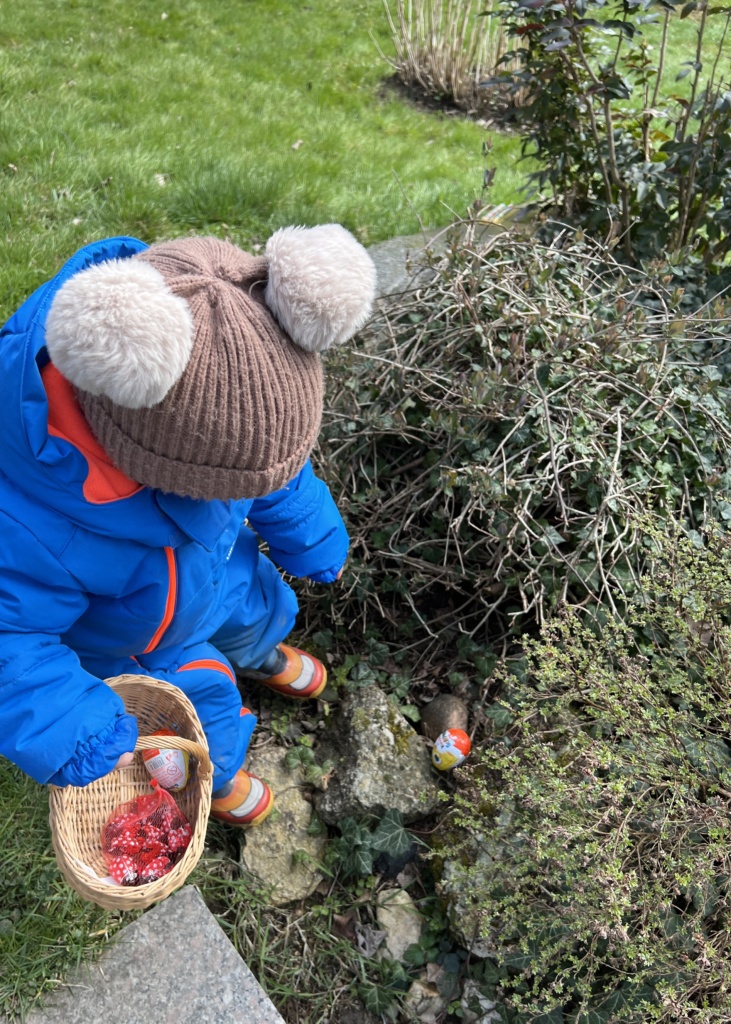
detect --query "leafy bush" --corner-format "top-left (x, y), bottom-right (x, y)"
top-left (304, 226), bottom-right (731, 658)
top-left (485, 0), bottom-right (731, 293)
top-left (446, 521), bottom-right (731, 1022)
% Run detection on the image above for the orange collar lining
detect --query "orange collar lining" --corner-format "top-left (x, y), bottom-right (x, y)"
top-left (42, 362), bottom-right (143, 504)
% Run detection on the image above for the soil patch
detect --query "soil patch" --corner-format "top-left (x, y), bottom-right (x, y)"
top-left (379, 73), bottom-right (523, 134)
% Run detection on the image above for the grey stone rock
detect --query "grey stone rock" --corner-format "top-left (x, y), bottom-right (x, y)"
top-left (461, 981), bottom-right (502, 1024)
top-left (421, 694), bottom-right (469, 741)
top-left (314, 687), bottom-right (442, 825)
top-left (404, 977), bottom-right (449, 1024)
top-left (440, 842), bottom-right (497, 958)
top-left (22, 885), bottom-right (285, 1024)
top-left (376, 887), bottom-right (424, 961)
top-left (367, 212), bottom-right (534, 302)
top-left (241, 746), bottom-right (327, 906)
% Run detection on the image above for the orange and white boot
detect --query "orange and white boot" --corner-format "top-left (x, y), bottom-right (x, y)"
top-left (243, 643), bottom-right (327, 700)
top-left (210, 769), bottom-right (274, 826)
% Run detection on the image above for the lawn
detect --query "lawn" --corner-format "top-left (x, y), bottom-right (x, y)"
top-left (0, 0), bottom-right (526, 322)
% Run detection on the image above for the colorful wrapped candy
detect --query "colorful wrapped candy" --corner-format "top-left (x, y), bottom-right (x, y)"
top-left (432, 728), bottom-right (471, 770)
top-left (101, 780), bottom-right (193, 887)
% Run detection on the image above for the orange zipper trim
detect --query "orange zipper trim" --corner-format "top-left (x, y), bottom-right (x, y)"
top-left (143, 547), bottom-right (177, 654)
top-left (177, 659), bottom-right (237, 685)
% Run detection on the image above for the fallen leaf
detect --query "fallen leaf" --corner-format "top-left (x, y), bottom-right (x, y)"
top-left (425, 962), bottom-right (445, 985)
top-left (355, 923), bottom-right (387, 957)
top-left (313, 769), bottom-right (333, 791)
top-left (332, 909), bottom-right (357, 941)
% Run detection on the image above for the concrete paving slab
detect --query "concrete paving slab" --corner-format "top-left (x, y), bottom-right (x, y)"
top-left (366, 214), bottom-right (528, 300)
top-left (23, 886), bottom-right (285, 1024)
top-left (367, 232), bottom-right (439, 299)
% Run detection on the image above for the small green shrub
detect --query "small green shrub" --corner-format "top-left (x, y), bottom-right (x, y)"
top-left (446, 520), bottom-right (731, 1022)
top-left (304, 226), bottom-right (731, 657)
top-left (485, 0), bottom-right (731, 294)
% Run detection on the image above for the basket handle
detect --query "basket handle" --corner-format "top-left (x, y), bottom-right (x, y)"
top-left (134, 734), bottom-right (213, 782)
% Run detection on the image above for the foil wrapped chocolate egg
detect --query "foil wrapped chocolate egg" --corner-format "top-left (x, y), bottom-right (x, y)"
top-left (142, 729), bottom-right (190, 791)
top-left (432, 728), bottom-right (471, 770)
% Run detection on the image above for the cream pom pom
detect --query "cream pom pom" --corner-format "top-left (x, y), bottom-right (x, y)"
top-left (265, 224), bottom-right (377, 352)
top-left (45, 259), bottom-right (194, 409)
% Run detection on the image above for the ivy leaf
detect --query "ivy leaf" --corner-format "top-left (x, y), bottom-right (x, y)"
top-left (370, 809), bottom-right (413, 858)
top-left (571, 1009), bottom-right (609, 1023)
top-left (534, 1009), bottom-right (565, 1023)
top-left (358, 981), bottom-right (394, 1014)
top-left (402, 944), bottom-right (427, 966)
top-left (345, 844), bottom-right (375, 878)
top-left (400, 703), bottom-right (421, 723)
top-left (535, 363), bottom-right (551, 389)
top-left (542, 524), bottom-right (566, 548)
top-left (311, 629), bottom-right (333, 649)
top-left (486, 702), bottom-right (515, 727)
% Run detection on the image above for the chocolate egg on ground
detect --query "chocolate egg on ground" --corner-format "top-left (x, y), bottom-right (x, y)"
top-left (432, 728), bottom-right (471, 770)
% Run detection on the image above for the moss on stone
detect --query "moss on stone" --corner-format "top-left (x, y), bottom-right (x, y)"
top-left (387, 702), bottom-right (413, 757)
top-left (351, 707), bottom-right (371, 734)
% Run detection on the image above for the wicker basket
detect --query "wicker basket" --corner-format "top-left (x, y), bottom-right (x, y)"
top-left (49, 674), bottom-right (213, 911)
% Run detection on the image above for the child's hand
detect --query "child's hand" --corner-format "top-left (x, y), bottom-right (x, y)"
top-left (307, 562), bottom-right (346, 584)
top-left (114, 752), bottom-right (135, 770)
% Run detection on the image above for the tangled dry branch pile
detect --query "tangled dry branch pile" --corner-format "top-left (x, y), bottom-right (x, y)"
top-left (302, 224), bottom-right (731, 663)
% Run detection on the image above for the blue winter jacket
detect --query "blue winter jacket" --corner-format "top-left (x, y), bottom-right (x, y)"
top-left (0, 237), bottom-right (349, 789)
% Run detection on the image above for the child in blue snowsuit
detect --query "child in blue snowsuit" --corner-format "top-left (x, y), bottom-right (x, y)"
top-left (0, 226), bottom-right (376, 824)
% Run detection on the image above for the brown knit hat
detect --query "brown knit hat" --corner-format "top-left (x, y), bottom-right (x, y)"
top-left (44, 227), bottom-right (377, 500)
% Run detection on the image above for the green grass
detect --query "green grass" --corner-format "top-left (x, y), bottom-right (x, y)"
top-left (643, 3), bottom-right (728, 72)
top-left (0, 756), bottom-right (411, 1024)
top-left (0, 0), bottom-right (527, 321)
top-left (599, 3), bottom-right (731, 103)
top-left (0, 762), bottom-right (137, 1020)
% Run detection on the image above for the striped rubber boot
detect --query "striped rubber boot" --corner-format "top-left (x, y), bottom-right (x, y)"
top-left (210, 770), bottom-right (273, 826)
top-left (243, 644), bottom-right (327, 700)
